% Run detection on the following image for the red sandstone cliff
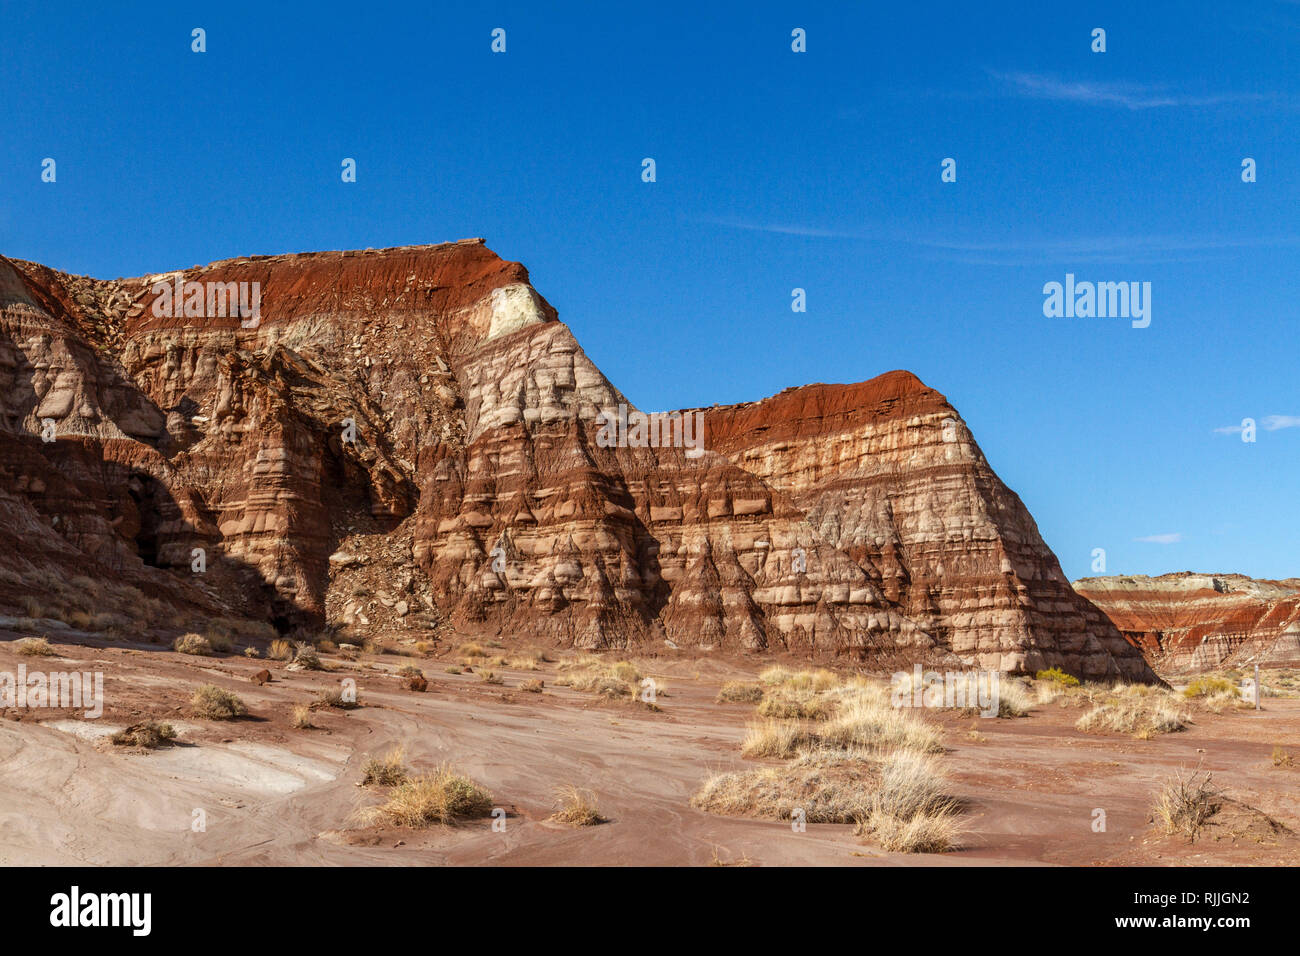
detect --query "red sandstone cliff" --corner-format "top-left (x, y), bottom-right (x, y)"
top-left (0, 241), bottom-right (1156, 680)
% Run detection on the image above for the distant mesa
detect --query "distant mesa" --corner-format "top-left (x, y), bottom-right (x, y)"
top-left (1074, 573), bottom-right (1300, 673)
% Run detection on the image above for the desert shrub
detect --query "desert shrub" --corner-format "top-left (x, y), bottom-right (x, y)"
top-left (479, 670), bottom-right (503, 685)
top-left (717, 681), bottom-right (764, 704)
top-left (110, 721), bottom-right (176, 749)
top-left (457, 643), bottom-right (487, 659)
top-left (15, 637), bottom-right (56, 657)
top-left (550, 785), bottom-right (605, 826)
top-left (173, 633), bottom-right (212, 656)
top-left (1151, 767), bottom-right (1223, 842)
top-left (1271, 746), bottom-right (1293, 768)
top-left (205, 631), bottom-right (234, 654)
top-left (243, 646), bottom-right (261, 658)
top-left (362, 746), bottom-right (410, 787)
top-left (1035, 667), bottom-right (1080, 687)
top-left (65, 610), bottom-right (93, 630)
top-left (398, 664), bottom-right (423, 678)
top-left (520, 679), bottom-right (545, 693)
top-left (291, 645), bottom-right (322, 670)
top-left (317, 686), bottom-right (358, 709)
top-left (445, 665), bottom-right (464, 675)
top-left (268, 638), bottom-right (295, 661)
top-left (1183, 677), bottom-right (1239, 699)
top-left (191, 684), bottom-right (247, 720)
top-left (360, 765), bottom-right (493, 827)
top-left (291, 704), bottom-right (314, 729)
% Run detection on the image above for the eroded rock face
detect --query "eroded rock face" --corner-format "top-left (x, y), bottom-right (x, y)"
top-left (1075, 573), bottom-right (1300, 672)
top-left (0, 241), bottom-right (1156, 679)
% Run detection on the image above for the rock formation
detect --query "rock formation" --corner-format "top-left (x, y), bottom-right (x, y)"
top-left (0, 240), bottom-right (1156, 680)
top-left (1075, 573), bottom-right (1300, 672)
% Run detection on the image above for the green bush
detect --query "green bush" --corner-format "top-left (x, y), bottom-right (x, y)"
top-left (1035, 667), bottom-right (1080, 687)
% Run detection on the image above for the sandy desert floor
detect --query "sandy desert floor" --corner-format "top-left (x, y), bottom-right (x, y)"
top-left (1, 631), bottom-right (1296, 867)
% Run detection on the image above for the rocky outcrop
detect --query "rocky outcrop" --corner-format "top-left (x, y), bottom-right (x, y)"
top-left (0, 241), bottom-right (1156, 680)
top-left (1075, 573), bottom-right (1300, 672)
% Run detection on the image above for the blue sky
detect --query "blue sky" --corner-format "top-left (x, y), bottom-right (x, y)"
top-left (3, 1), bottom-right (1297, 581)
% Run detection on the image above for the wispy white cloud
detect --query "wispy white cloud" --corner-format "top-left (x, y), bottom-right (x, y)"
top-left (694, 217), bottom-right (869, 240)
top-left (1135, 533), bottom-right (1183, 544)
top-left (697, 217), bottom-right (1300, 265)
top-left (1214, 415), bottom-right (1300, 434)
top-left (1263, 414), bottom-right (1300, 431)
top-left (988, 71), bottom-right (1270, 110)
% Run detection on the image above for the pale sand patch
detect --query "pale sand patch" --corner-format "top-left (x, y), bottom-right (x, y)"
top-left (148, 742), bottom-right (339, 796)
top-left (43, 719), bottom-right (120, 742)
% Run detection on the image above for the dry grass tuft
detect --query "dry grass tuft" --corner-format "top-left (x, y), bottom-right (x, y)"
top-left (758, 690), bottom-right (834, 720)
top-left (994, 678), bottom-right (1033, 717)
top-left (291, 703), bottom-right (314, 729)
top-left (1077, 694), bottom-right (1188, 738)
top-left (691, 757), bottom-right (873, 823)
top-left (820, 690), bottom-right (944, 753)
top-left (741, 719), bottom-right (815, 759)
top-left (856, 807), bottom-right (961, 854)
top-left (15, 636), bottom-right (56, 657)
top-left (716, 681), bottom-right (764, 704)
top-left (851, 751), bottom-right (961, 853)
top-left (361, 746), bottom-right (410, 787)
top-left (549, 785), bottom-right (605, 826)
top-left (359, 765), bottom-right (493, 828)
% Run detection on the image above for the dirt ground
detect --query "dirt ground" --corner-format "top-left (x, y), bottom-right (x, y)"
top-left (1, 631), bottom-right (1296, 866)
